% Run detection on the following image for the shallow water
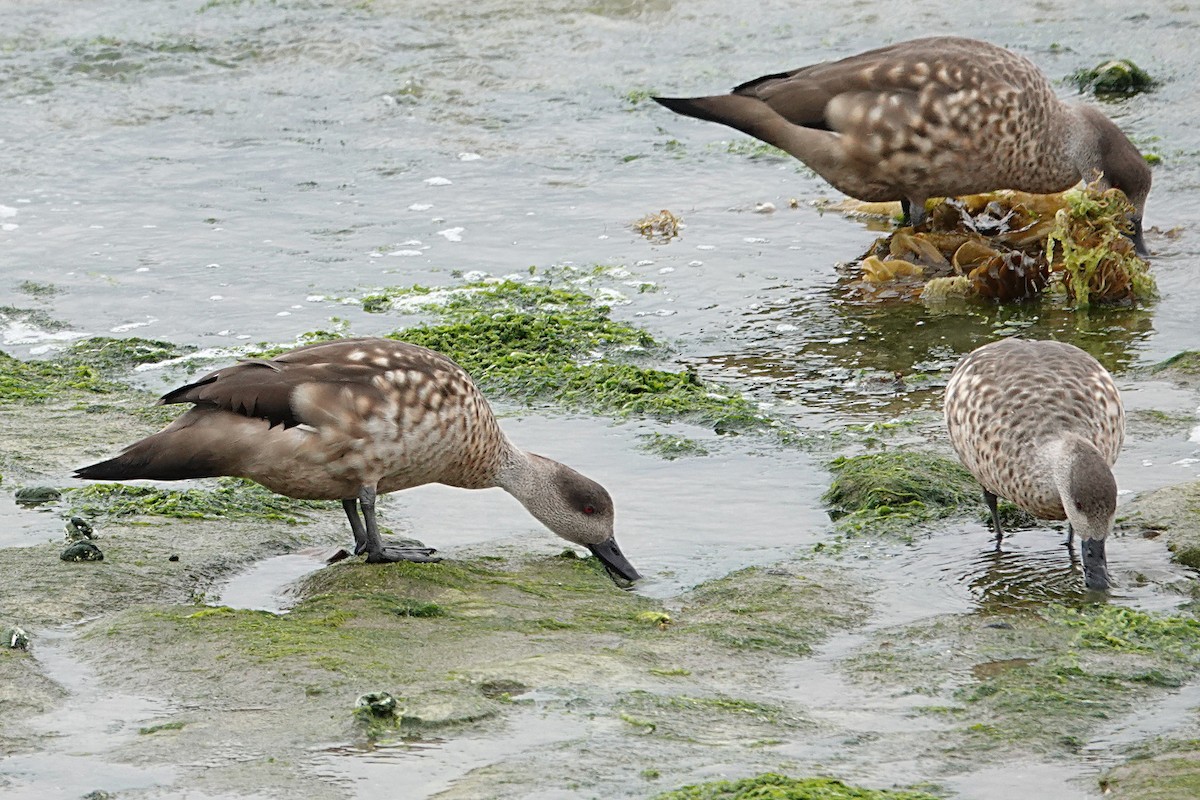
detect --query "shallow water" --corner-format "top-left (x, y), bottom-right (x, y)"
top-left (3, 0), bottom-right (1200, 798)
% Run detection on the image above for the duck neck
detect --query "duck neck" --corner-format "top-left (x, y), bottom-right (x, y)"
top-left (493, 446), bottom-right (543, 507)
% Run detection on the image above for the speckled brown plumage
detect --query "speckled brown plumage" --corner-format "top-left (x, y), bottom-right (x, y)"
top-left (944, 338), bottom-right (1124, 589)
top-left (654, 37), bottom-right (1150, 247)
top-left (75, 338), bottom-right (639, 581)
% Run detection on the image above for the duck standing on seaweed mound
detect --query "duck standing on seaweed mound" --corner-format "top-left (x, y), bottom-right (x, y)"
top-left (653, 36), bottom-right (1151, 254)
top-left (75, 338), bottom-right (641, 584)
top-left (944, 338), bottom-right (1124, 590)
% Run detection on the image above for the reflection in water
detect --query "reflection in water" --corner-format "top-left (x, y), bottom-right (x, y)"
top-left (963, 540), bottom-right (1089, 613)
top-left (694, 278), bottom-right (1157, 418)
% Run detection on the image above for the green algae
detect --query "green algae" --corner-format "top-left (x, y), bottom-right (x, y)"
top-left (617, 689), bottom-right (805, 741)
top-left (652, 774), bottom-right (940, 800)
top-left (0, 349), bottom-right (118, 404)
top-left (1068, 59), bottom-right (1158, 97)
top-left (63, 478), bottom-right (331, 522)
top-left (1051, 605), bottom-right (1200, 655)
top-left (1045, 187), bottom-right (1156, 308)
top-left (138, 721), bottom-right (186, 735)
top-left (362, 279), bottom-right (771, 430)
top-left (822, 451), bottom-right (979, 534)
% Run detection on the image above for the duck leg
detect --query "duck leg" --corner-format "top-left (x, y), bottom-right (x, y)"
top-left (1065, 523), bottom-right (1075, 550)
top-left (343, 486), bottom-right (440, 564)
top-left (900, 198), bottom-right (928, 228)
top-left (984, 490), bottom-right (1003, 545)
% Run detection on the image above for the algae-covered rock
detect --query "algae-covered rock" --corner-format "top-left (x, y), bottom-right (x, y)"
top-left (362, 278), bottom-right (772, 431)
top-left (1068, 59), bottom-right (1158, 98)
top-left (2, 625), bottom-right (30, 650)
top-left (64, 516), bottom-right (95, 541)
top-left (14, 486), bottom-right (61, 506)
top-left (652, 773), bottom-right (940, 800)
top-left (822, 451), bottom-right (979, 533)
top-left (60, 541), bottom-right (104, 562)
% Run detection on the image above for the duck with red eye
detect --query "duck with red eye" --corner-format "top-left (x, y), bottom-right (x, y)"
top-left (503, 454), bottom-right (638, 583)
top-left (75, 338), bottom-right (641, 584)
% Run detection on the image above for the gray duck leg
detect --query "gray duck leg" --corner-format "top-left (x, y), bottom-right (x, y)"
top-left (343, 487), bottom-right (440, 563)
top-left (984, 489), bottom-right (1003, 545)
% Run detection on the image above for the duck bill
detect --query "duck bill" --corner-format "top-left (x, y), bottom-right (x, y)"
top-left (1080, 537), bottom-right (1110, 591)
top-left (587, 537), bottom-right (641, 583)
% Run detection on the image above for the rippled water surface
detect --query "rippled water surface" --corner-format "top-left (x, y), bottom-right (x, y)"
top-left (2, 0), bottom-right (1199, 798)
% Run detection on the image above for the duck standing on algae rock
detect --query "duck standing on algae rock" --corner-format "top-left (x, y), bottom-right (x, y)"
top-left (654, 36), bottom-right (1151, 254)
top-left (75, 338), bottom-right (641, 584)
top-left (944, 338), bottom-right (1124, 590)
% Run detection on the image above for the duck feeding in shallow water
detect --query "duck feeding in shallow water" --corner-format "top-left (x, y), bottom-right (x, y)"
top-left (653, 36), bottom-right (1151, 255)
top-left (944, 338), bottom-right (1124, 590)
top-left (75, 337), bottom-right (640, 584)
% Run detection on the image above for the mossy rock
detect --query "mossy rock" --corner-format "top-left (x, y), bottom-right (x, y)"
top-left (1068, 59), bottom-right (1158, 97)
top-left (822, 451), bottom-right (979, 533)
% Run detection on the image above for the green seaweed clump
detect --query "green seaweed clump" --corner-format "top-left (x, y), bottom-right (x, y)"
top-left (1068, 59), bottom-right (1157, 97)
top-left (64, 478), bottom-right (330, 522)
top-left (822, 451), bottom-right (979, 533)
top-left (375, 280), bottom-right (770, 431)
top-left (652, 773), bottom-right (939, 800)
top-left (1045, 186), bottom-right (1156, 308)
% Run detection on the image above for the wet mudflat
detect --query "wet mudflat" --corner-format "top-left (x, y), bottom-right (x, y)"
top-left (2, 1), bottom-right (1200, 799)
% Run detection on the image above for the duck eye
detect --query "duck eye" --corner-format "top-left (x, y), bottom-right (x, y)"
top-left (583, 505), bottom-right (596, 515)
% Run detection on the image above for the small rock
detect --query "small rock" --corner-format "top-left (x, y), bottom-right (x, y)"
top-left (61, 541), bottom-right (104, 562)
top-left (15, 486), bottom-right (61, 506)
top-left (168, 554), bottom-right (180, 562)
top-left (65, 517), bottom-right (95, 541)
top-left (355, 691), bottom-right (398, 717)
